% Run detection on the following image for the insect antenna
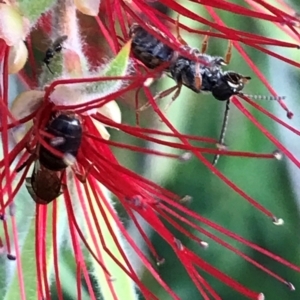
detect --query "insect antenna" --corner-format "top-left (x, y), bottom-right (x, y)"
top-left (240, 93), bottom-right (286, 101)
top-left (15, 160), bottom-right (30, 172)
top-left (212, 99), bottom-right (230, 166)
top-left (212, 93), bottom-right (286, 166)
top-left (46, 64), bottom-right (54, 74)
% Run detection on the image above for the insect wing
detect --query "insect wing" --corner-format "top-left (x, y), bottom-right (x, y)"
top-left (53, 35), bottom-right (68, 50)
top-left (25, 177), bottom-right (38, 202)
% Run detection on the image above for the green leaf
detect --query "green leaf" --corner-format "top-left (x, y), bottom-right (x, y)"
top-left (101, 40), bottom-right (132, 77)
top-left (18, 0), bottom-right (57, 24)
top-left (87, 40), bottom-right (132, 96)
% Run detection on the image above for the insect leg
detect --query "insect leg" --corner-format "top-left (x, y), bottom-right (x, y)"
top-left (73, 164), bottom-right (92, 183)
top-left (223, 40), bottom-right (233, 65)
top-left (201, 29), bottom-right (212, 53)
top-left (15, 154), bottom-right (36, 172)
top-left (46, 64), bottom-right (54, 74)
top-left (176, 15), bottom-right (188, 45)
top-left (16, 160), bottom-right (29, 172)
top-left (194, 62), bottom-right (202, 90)
top-left (25, 177), bottom-right (37, 201)
top-left (16, 142), bottom-right (38, 172)
top-left (137, 84), bottom-right (180, 112)
top-left (164, 81), bottom-right (183, 112)
top-left (212, 99), bottom-right (230, 166)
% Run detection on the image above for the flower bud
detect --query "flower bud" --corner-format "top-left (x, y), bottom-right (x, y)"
top-left (8, 40), bottom-right (28, 73)
top-left (74, 0), bottom-right (100, 16)
top-left (10, 90), bottom-right (44, 142)
top-left (97, 100), bottom-right (121, 127)
top-left (0, 3), bottom-right (29, 46)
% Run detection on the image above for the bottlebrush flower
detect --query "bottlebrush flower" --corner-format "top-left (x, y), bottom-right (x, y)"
top-left (1, 0), bottom-right (300, 300)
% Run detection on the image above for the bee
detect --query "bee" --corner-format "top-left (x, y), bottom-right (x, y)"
top-left (19, 112), bottom-right (83, 204)
top-left (43, 35), bottom-right (68, 74)
top-left (129, 20), bottom-right (272, 165)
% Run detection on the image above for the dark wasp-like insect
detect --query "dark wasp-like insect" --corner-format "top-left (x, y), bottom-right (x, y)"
top-left (130, 18), bottom-right (280, 165)
top-left (130, 19), bottom-right (250, 103)
top-left (43, 35), bottom-right (68, 74)
top-left (17, 111), bottom-right (84, 204)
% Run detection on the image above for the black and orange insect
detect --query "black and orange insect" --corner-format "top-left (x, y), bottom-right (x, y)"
top-left (130, 19), bottom-right (251, 106)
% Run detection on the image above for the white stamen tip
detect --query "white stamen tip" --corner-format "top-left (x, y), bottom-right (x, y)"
top-left (143, 77), bottom-right (154, 87)
top-left (180, 195), bottom-right (192, 204)
top-left (286, 282), bottom-right (295, 291)
top-left (273, 150), bottom-right (283, 160)
top-left (180, 152), bottom-right (192, 161)
top-left (200, 241), bottom-right (209, 248)
top-left (174, 238), bottom-right (184, 250)
top-left (156, 257), bottom-right (165, 266)
top-left (216, 143), bottom-right (228, 151)
top-left (272, 217), bottom-right (284, 226)
top-left (257, 293), bottom-right (265, 300)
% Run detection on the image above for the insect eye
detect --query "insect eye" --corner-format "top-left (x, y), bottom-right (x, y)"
top-left (225, 72), bottom-right (241, 83)
top-left (212, 81), bottom-right (235, 101)
top-left (218, 58), bottom-right (227, 66)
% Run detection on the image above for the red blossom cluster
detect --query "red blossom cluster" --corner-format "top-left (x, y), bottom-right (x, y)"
top-left (0, 0), bottom-right (300, 299)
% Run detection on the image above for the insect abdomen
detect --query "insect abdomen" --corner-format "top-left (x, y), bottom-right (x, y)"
top-left (130, 23), bottom-right (175, 69)
top-left (25, 163), bottom-right (63, 204)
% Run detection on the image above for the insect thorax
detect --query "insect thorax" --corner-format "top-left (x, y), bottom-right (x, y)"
top-left (170, 49), bottom-right (225, 93)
